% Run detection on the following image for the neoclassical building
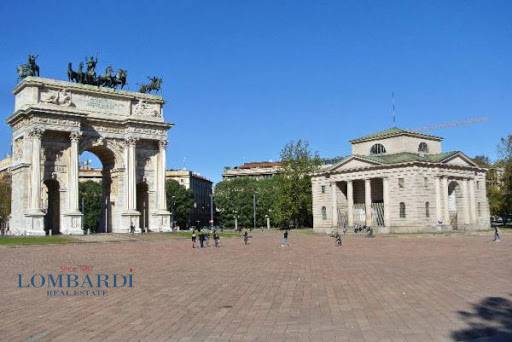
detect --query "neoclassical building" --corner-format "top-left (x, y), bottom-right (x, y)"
top-left (7, 77), bottom-right (172, 235)
top-left (312, 128), bottom-right (490, 233)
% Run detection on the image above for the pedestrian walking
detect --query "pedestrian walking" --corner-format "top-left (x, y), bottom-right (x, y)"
top-left (281, 229), bottom-right (289, 246)
top-left (130, 223), bottom-right (135, 234)
top-left (243, 230), bottom-right (249, 245)
top-left (334, 231), bottom-right (342, 247)
top-left (199, 230), bottom-right (205, 248)
top-left (213, 230), bottom-right (220, 247)
top-left (192, 229), bottom-right (197, 248)
top-left (493, 225), bottom-right (502, 242)
top-left (206, 229), bottom-right (210, 247)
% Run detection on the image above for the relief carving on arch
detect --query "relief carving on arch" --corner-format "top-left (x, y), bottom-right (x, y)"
top-left (13, 137), bottom-right (23, 161)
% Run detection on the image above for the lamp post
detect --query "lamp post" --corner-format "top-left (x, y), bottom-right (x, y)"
top-left (209, 193), bottom-right (214, 229)
top-left (234, 210), bottom-right (238, 231)
top-left (266, 209), bottom-right (272, 230)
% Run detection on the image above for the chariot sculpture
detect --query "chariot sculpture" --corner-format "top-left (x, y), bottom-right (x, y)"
top-left (67, 57), bottom-right (127, 89)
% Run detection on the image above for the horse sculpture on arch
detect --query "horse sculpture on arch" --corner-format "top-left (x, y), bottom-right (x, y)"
top-left (17, 54), bottom-right (40, 80)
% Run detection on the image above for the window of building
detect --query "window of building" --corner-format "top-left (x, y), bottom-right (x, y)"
top-left (424, 177), bottom-right (428, 188)
top-left (399, 202), bottom-right (406, 218)
top-left (321, 185), bottom-right (326, 193)
top-left (321, 206), bottom-right (327, 220)
top-left (477, 202), bottom-right (481, 216)
top-left (425, 202), bottom-right (430, 217)
top-left (476, 181), bottom-right (480, 190)
top-left (370, 143), bottom-right (386, 155)
top-left (418, 142), bottom-right (428, 153)
top-left (398, 178), bottom-right (405, 189)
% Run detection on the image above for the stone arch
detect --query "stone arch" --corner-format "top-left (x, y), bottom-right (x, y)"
top-left (7, 77), bottom-right (172, 235)
top-left (79, 138), bottom-right (123, 233)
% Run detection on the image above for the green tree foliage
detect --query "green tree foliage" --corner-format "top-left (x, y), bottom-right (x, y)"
top-left (215, 177), bottom-right (280, 228)
top-left (274, 140), bottom-right (321, 227)
top-left (215, 140), bottom-right (321, 229)
top-left (472, 155), bottom-right (491, 168)
top-left (79, 181), bottom-right (102, 232)
top-left (166, 179), bottom-right (194, 228)
top-left (498, 134), bottom-right (512, 216)
top-left (0, 176), bottom-right (11, 227)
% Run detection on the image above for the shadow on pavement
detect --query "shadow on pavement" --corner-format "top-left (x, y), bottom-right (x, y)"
top-left (451, 295), bottom-right (512, 341)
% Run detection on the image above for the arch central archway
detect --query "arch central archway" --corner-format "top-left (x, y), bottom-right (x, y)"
top-left (79, 139), bottom-right (120, 233)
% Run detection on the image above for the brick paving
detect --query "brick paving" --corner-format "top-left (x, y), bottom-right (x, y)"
top-left (0, 231), bottom-right (511, 341)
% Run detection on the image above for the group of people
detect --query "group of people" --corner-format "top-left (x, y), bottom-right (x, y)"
top-left (190, 228), bottom-right (292, 248)
top-left (192, 229), bottom-right (220, 248)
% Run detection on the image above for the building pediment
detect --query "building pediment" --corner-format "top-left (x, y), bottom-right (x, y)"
top-left (329, 156), bottom-right (381, 172)
top-left (440, 152), bottom-right (479, 167)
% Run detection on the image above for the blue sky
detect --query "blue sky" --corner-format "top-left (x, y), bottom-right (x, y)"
top-left (1, 0), bottom-right (511, 182)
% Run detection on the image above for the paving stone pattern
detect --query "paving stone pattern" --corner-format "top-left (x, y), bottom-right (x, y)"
top-left (0, 231), bottom-right (511, 341)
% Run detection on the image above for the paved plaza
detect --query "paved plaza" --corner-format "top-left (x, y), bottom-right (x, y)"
top-left (0, 231), bottom-right (511, 341)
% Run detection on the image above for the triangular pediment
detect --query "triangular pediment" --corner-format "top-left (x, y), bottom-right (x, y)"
top-left (329, 156), bottom-right (381, 171)
top-left (440, 152), bottom-right (479, 167)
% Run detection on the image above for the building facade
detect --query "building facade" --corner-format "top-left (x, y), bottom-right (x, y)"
top-left (312, 128), bottom-right (490, 233)
top-left (166, 169), bottom-right (213, 227)
top-left (223, 161), bottom-right (282, 180)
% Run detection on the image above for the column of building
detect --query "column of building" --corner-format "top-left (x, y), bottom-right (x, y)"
top-left (331, 182), bottom-right (338, 228)
top-left (365, 178), bottom-right (372, 225)
top-left (347, 180), bottom-right (354, 227)
top-left (468, 179), bottom-right (476, 224)
top-left (158, 139), bottom-right (168, 210)
top-left (122, 137), bottom-right (139, 213)
top-left (29, 127), bottom-right (44, 213)
top-left (68, 131), bottom-right (82, 213)
top-left (434, 176), bottom-right (442, 224)
top-left (441, 176), bottom-right (450, 224)
top-left (382, 177), bottom-right (390, 227)
top-left (461, 179), bottom-right (471, 225)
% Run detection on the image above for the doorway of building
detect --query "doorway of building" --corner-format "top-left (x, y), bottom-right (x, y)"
top-left (448, 181), bottom-right (462, 229)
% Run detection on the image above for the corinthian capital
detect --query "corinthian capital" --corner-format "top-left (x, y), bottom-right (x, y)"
top-left (159, 139), bottom-right (168, 148)
top-left (70, 131), bottom-right (83, 142)
top-left (125, 136), bottom-right (139, 146)
top-left (29, 126), bottom-right (44, 138)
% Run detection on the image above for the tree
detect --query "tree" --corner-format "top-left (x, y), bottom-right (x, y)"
top-left (79, 181), bottom-right (102, 233)
top-left (215, 177), bottom-right (280, 228)
top-left (214, 178), bottom-right (258, 228)
top-left (274, 140), bottom-right (321, 227)
top-left (472, 155), bottom-right (491, 168)
top-left (498, 134), bottom-right (512, 216)
top-left (166, 179), bottom-right (194, 228)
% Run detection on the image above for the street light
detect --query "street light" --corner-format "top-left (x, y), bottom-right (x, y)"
top-left (266, 209), bottom-right (272, 230)
top-left (209, 193), bottom-right (214, 229)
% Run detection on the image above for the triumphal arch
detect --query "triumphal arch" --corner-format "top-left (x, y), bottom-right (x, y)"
top-left (7, 77), bottom-right (172, 235)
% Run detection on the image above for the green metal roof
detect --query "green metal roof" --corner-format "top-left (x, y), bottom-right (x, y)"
top-left (350, 127), bottom-right (442, 143)
top-left (356, 151), bottom-right (459, 164)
